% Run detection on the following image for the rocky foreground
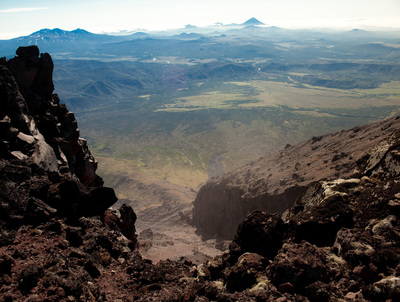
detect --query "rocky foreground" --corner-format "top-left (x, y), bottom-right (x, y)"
top-left (1, 47), bottom-right (400, 301)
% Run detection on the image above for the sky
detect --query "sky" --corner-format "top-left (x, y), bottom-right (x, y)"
top-left (0, 0), bottom-right (400, 39)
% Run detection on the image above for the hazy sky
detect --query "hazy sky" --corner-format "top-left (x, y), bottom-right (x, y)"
top-left (1, 0), bottom-right (399, 39)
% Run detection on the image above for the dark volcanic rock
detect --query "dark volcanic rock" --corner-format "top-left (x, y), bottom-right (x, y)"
top-left (102, 203), bottom-right (138, 250)
top-left (0, 254), bottom-right (13, 275)
top-left (229, 211), bottom-right (285, 260)
top-left (270, 242), bottom-right (330, 292)
top-left (1, 46), bottom-right (103, 186)
top-left (119, 203), bottom-right (138, 248)
top-left (18, 264), bottom-right (42, 294)
top-left (0, 47), bottom-right (116, 229)
top-left (10, 45), bottom-right (54, 99)
top-left (24, 197), bottom-right (57, 225)
top-left (223, 252), bottom-right (265, 292)
top-left (288, 193), bottom-right (354, 247)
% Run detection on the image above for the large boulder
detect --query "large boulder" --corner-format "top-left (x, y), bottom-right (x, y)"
top-left (9, 45), bottom-right (54, 99)
top-left (229, 211), bottom-right (285, 260)
top-left (270, 242), bottom-right (331, 293)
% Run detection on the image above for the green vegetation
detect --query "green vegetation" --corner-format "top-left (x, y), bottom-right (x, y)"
top-left (77, 76), bottom-right (400, 189)
top-left (43, 29), bottom-right (400, 190)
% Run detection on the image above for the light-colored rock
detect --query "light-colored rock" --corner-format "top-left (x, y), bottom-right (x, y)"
top-left (16, 132), bottom-right (35, 145)
top-left (10, 151), bottom-right (29, 160)
top-left (371, 215), bottom-right (397, 235)
top-left (321, 178), bottom-right (361, 200)
top-left (369, 276), bottom-right (400, 298)
top-left (364, 140), bottom-right (391, 174)
top-left (31, 139), bottom-right (59, 172)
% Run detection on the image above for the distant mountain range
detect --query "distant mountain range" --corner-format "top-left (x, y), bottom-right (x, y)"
top-left (0, 17), bottom-right (399, 61)
top-left (1, 19), bottom-right (398, 112)
top-left (30, 28), bottom-right (94, 38)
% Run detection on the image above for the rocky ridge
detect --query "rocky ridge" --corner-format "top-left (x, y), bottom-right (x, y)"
top-left (0, 46), bottom-right (138, 300)
top-left (193, 116), bottom-right (400, 239)
top-left (0, 46), bottom-right (120, 227)
top-left (0, 47), bottom-right (400, 301)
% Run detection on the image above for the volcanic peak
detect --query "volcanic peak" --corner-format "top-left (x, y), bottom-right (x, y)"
top-left (242, 17), bottom-right (265, 26)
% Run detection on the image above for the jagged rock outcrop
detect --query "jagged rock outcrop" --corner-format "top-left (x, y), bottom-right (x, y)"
top-left (0, 46), bottom-right (119, 241)
top-left (1, 45), bottom-right (102, 186)
top-left (0, 47), bottom-right (144, 301)
top-left (193, 116), bottom-right (400, 239)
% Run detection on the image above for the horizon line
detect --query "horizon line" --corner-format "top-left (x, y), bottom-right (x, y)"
top-left (1, 22), bottom-right (400, 40)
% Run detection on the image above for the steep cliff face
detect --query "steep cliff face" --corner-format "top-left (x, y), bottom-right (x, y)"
top-left (193, 116), bottom-right (400, 239)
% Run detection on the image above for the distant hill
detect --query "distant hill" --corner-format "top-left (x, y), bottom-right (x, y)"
top-left (242, 17), bottom-right (265, 26)
top-left (0, 28), bottom-right (127, 58)
top-left (82, 80), bottom-right (116, 96)
top-left (16, 28), bottom-right (108, 44)
top-left (30, 28), bottom-right (94, 38)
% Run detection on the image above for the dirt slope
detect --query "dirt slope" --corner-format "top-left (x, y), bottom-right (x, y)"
top-left (193, 116), bottom-right (400, 238)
